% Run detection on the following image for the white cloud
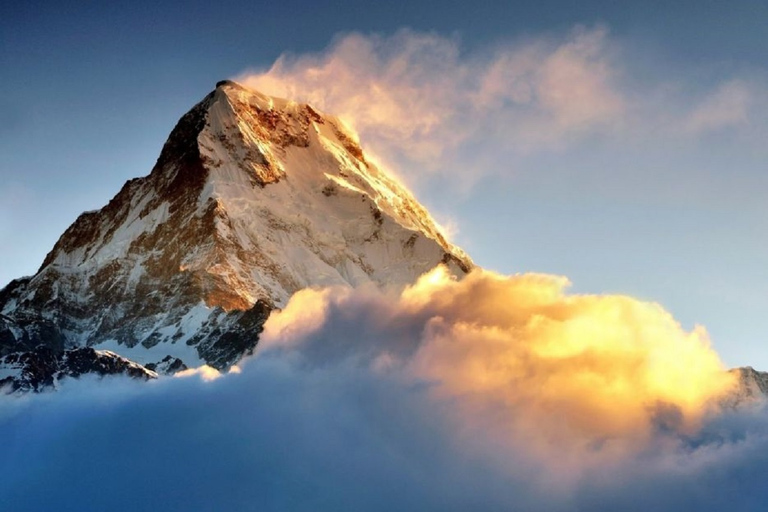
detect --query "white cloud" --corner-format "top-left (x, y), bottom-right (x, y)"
top-left (684, 80), bottom-right (752, 134)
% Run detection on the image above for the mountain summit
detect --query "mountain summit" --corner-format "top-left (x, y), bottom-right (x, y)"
top-left (0, 81), bottom-right (471, 379)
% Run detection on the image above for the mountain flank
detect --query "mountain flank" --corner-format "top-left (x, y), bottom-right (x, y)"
top-left (0, 80), bottom-right (471, 390)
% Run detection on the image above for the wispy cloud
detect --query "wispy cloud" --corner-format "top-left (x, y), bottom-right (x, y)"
top-left (684, 80), bottom-right (752, 134)
top-left (237, 28), bottom-right (764, 192)
top-left (238, 27), bottom-right (626, 184)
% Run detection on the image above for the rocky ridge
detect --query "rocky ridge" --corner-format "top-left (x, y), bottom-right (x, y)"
top-left (722, 366), bottom-right (768, 408)
top-left (0, 347), bottom-right (157, 393)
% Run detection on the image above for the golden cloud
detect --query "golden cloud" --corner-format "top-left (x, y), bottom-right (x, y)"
top-left (262, 266), bottom-right (736, 456)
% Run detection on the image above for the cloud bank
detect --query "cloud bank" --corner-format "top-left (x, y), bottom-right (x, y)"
top-left (262, 267), bottom-right (735, 460)
top-left (3, 266), bottom-right (766, 511)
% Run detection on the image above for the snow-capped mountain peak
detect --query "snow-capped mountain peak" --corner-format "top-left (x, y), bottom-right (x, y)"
top-left (0, 80), bottom-right (472, 377)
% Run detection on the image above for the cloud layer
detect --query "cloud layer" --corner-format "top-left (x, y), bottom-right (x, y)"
top-left (3, 266), bottom-right (766, 511)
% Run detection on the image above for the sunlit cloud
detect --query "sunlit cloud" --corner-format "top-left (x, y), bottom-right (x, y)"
top-left (262, 265), bottom-right (736, 465)
top-left (174, 365), bottom-right (224, 381)
top-left (238, 27), bottom-right (626, 183)
top-left (237, 28), bottom-right (765, 193)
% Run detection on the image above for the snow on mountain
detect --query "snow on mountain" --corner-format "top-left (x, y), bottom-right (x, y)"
top-left (0, 346), bottom-right (157, 393)
top-left (720, 366), bottom-right (768, 408)
top-left (0, 80), bottom-right (472, 378)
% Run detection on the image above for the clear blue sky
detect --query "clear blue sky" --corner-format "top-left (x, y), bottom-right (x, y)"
top-left (2, 0), bottom-right (767, 368)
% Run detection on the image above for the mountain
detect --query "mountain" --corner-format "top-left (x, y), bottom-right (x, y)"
top-left (0, 347), bottom-right (157, 393)
top-left (0, 80), bottom-right (472, 388)
top-left (721, 366), bottom-right (768, 408)
top-left (2, 80), bottom-right (765, 404)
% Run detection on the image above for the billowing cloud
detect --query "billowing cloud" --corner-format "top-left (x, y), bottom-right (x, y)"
top-left (262, 266), bottom-right (736, 462)
top-left (2, 266), bottom-right (767, 510)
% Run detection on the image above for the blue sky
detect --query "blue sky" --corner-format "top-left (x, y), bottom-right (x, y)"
top-left (2, 0), bottom-right (768, 369)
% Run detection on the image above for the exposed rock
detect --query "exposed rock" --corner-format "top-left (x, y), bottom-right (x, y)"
top-left (0, 347), bottom-right (156, 393)
top-left (145, 355), bottom-right (188, 375)
top-left (0, 80), bottom-right (472, 380)
top-left (721, 366), bottom-right (768, 408)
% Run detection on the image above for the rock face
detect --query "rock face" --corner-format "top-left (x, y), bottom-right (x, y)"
top-left (721, 366), bottom-right (768, 408)
top-left (0, 347), bottom-right (157, 393)
top-left (0, 80), bottom-right (472, 381)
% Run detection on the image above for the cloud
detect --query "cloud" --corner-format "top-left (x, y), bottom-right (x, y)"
top-left (533, 27), bottom-right (624, 129)
top-left (0, 360), bottom-right (533, 511)
top-left (238, 27), bottom-right (626, 183)
top-left (262, 266), bottom-right (736, 462)
top-left (3, 25), bottom-right (768, 508)
top-left (2, 266), bottom-right (768, 511)
top-left (237, 28), bottom-right (768, 199)
top-left (173, 363), bottom-right (243, 381)
top-left (684, 80), bottom-right (752, 134)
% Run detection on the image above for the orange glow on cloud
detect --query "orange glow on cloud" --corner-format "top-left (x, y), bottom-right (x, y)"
top-left (238, 28), bottom-right (625, 184)
top-left (262, 266), bottom-right (736, 453)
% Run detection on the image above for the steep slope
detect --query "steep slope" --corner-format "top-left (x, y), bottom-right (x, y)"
top-left (721, 366), bottom-right (768, 408)
top-left (0, 80), bottom-right (472, 372)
